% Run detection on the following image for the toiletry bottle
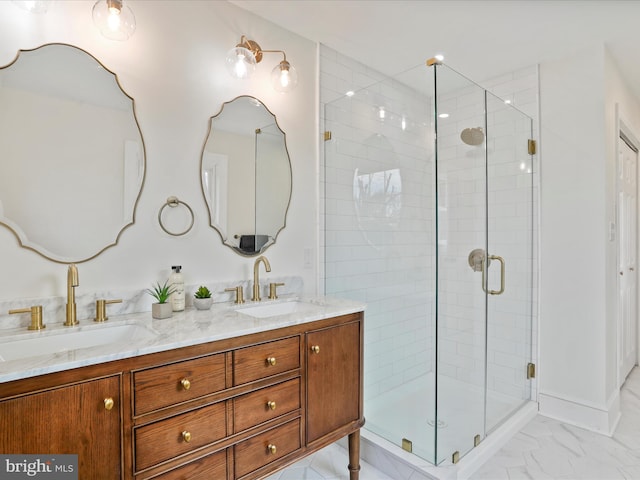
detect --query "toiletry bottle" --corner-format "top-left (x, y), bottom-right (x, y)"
top-left (169, 265), bottom-right (185, 312)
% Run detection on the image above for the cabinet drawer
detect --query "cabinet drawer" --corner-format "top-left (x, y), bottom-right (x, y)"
top-left (135, 402), bottom-right (226, 471)
top-left (134, 354), bottom-right (226, 415)
top-left (234, 418), bottom-right (301, 478)
top-left (234, 337), bottom-right (300, 385)
top-left (233, 378), bottom-right (300, 433)
top-left (150, 449), bottom-right (226, 480)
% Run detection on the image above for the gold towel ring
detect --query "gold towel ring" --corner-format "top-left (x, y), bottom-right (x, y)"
top-left (158, 196), bottom-right (194, 236)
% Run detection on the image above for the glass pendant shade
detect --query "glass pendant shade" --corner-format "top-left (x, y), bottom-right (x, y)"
top-left (225, 46), bottom-right (257, 80)
top-left (271, 60), bottom-right (298, 93)
top-left (92, 0), bottom-right (136, 41)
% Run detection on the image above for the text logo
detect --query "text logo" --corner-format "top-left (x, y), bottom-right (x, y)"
top-left (0, 455), bottom-right (77, 479)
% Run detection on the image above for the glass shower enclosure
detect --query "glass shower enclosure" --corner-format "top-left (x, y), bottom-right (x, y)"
top-left (323, 61), bottom-right (534, 465)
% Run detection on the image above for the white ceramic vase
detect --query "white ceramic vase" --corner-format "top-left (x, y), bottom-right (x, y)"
top-left (194, 297), bottom-right (213, 310)
top-left (152, 302), bottom-right (173, 319)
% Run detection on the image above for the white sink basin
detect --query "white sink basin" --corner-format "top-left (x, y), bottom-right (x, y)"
top-left (0, 323), bottom-right (156, 362)
top-left (236, 301), bottom-right (321, 318)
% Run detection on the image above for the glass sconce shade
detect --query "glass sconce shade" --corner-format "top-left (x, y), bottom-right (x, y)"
top-left (227, 36), bottom-right (297, 93)
top-left (92, 0), bottom-right (136, 41)
top-left (225, 46), bottom-right (257, 80)
top-left (271, 60), bottom-right (298, 93)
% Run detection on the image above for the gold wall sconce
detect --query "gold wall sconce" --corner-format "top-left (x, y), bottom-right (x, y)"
top-left (226, 35), bottom-right (298, 93)
top-left (92, 0), bottom-right (136, 41)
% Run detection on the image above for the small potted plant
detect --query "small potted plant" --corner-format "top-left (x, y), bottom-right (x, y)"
top-left (193, 285), bottom-right (213, 310)
top-left (146, 279), bottom-right (176, 319)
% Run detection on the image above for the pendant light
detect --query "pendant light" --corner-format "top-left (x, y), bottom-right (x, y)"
top-left (92, 0), bottom-right (136, 41)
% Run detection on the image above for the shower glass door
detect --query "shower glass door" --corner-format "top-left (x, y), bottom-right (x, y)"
top-left (484, 91), bottom-right (534, 434)
top-left (434, 63), bottom-right (534, 463)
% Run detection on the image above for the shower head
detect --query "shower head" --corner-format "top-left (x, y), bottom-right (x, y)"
top-left (460, 127), bottom-right (484, 146)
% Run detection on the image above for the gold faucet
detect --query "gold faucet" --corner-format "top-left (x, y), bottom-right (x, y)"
top-left (64, 264), bottom-right (79, 326)
top-left (252, 256), bottom-right (271, 302)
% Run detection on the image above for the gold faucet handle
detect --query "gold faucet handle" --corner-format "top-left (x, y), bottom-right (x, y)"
top-left (268, 282), bottom-right (285, 300)
top-left (225, 286), bottom-right (245, 304)
top-left (9, 305), bottom-right (45, 331)
top-left (94, 299), bottom-right (123, 323)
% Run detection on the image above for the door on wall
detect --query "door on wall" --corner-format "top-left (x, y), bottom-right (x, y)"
top-left (618, 135), bottom-right (638, 385)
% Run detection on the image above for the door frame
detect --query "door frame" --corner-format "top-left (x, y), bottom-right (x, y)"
top-left (616, 104), bottom-right (640, 387)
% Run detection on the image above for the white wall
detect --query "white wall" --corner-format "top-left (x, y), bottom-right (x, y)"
top-left (0, 2), bottom-right (317, 305)
top-left (539, 44), bottom-right (640, 433)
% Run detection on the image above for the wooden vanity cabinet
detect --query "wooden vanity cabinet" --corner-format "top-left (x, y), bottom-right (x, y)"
top-left (0, 375), bottom-right (122, 479)
top-left (307, 321), bottom-right (361, 444)
top-left (0, 311), bottom-right (364, 480)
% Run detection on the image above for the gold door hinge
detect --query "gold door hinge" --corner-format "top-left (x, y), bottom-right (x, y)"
top-left (452, 451), bottom-right (460, 464)
top-left (324, 131), bottom-right (332, 141)
top-left (474, 434), bottom-right (481, 447)
top-left (527, 362), bottom-right (536, 379)
top-left (528, 139), bottom-right (536, 155)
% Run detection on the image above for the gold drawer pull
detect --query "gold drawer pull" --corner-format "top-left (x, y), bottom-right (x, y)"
top-left (182, 431), bottom-right (192, 443)
top-left (311, 345), bottom-right (320, 354)
top-left (268, 444), bottom-right (277, 455)
top-left (181, 378), bottom-right (191, 391)
top-left (104, 397), bottom-right (114, 410)
top-left (266, 357), bottom-right (277, 366)
top-left (267, 401), bottom-right (277, 410)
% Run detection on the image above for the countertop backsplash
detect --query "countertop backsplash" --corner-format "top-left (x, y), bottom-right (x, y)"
top-left (0, 276), bottom-right (303, 331)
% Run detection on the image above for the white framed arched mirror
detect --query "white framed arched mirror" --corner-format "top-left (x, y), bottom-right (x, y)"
top-left (200, 96), bottom-right (291, 256)
top-left (0, 43), bottom-right (145, 263)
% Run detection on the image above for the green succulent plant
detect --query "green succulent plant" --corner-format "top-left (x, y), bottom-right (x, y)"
top-left (146, 279), bottom-right (176, 304)
top-left (194, 285), bottom-right (212, 299)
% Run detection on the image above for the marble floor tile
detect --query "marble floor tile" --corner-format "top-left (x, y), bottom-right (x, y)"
top-left (472, 367), bottom-right (640, 480)
top-left (276, 368), bottom-right (640, 480)
top-left (264, 442), bottom-right (394, 480)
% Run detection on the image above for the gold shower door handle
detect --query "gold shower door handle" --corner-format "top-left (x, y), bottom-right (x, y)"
top-left (482, 255), bottom-right (505, 295)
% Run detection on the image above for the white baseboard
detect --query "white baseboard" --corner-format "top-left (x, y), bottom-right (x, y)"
top-left (538, 390), bottom-right (621, 436)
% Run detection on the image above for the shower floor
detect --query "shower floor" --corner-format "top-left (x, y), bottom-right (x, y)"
top-left (365, 373), bottom-right (525, 464)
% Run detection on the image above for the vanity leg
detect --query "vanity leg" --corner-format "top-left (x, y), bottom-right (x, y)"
top-left (348, 430), bottom-right (361, 480)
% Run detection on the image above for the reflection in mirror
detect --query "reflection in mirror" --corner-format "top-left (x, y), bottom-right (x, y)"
top-left (201, 96), bottom-right (291, 256)
top-left (0, 43), bottom-right (145, 263)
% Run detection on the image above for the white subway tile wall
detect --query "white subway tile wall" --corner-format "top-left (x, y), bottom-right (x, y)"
top-left (320, 44), bottom-right (539, 457)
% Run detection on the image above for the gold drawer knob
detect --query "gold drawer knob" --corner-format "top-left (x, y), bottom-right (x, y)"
top-left (311, 345), bottom-right (320, 354)
top-left (104, 397), bottom-right (114, 410)
top-left (267, 401), bottom-right (277, 410)
top-left (268, 444), bottom-right (277, 455)
top-left (182, 431), bottom-right (192, 443)
top-left (266, 357), bottom-right (277, 366)
top-left (181, 378), bottom-right (191, 391)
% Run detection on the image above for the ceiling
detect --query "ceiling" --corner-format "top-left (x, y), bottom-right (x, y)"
top-left (229, 0), bottom-right (640, 100)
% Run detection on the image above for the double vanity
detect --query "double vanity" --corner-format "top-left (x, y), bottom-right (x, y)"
top-left (0, 39), bottom-right (357, 480)
top-left (0, 296), bottom-right (365, 480)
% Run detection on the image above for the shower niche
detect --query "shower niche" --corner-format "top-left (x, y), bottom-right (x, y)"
top-left (323, 59), bottom-right (535, 466)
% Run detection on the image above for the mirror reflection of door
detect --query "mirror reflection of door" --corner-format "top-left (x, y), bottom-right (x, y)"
top-left (200, 96), bottom-right (292, 256)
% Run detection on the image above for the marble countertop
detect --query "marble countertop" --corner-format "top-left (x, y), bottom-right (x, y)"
top-left (0, 295), bottom-right (365, 384)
